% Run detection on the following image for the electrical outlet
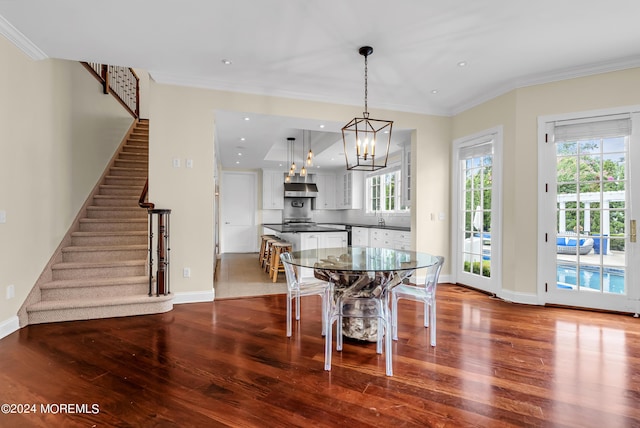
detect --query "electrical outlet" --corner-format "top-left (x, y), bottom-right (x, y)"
top-left (186, 159), bottom-right (194, 168)
top-left (183, 267), bottom-right (191, 278)
top-left (6, 284), bottom-right (15, 299)
top-left (172, 158), bottom-right (181, 168)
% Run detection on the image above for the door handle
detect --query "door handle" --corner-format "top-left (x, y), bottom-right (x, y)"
top-left (225, 222), bottom-right (230, 224)
top-left (631, 220), bottom-right (637, 243)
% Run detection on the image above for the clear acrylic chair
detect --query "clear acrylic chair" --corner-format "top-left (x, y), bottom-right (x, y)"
top-left (324, 274), bottom-right (395, 376)
top-left (391, 256), bottom-right (444, 347)
top-left (280, 252), bottom-right (330, 337)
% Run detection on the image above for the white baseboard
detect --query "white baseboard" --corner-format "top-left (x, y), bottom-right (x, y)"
top-left (497, 289), bottom-right (541, 306)
top-left (0, 316), bottom-right (20, 340)
top-left (172, 290), bottom-right (215, 305)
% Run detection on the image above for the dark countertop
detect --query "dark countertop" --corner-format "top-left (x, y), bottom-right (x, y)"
top-left (263, 224), bottom-right (348, 233)
top-left (320, 222), bottom-right (410, 232)
top-left (263, 223), bottom-right (410, 233)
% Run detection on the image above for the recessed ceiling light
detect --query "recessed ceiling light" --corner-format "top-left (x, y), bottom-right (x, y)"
top-left (240, 137), bottom-right (245, 141)
top-left (238, 152), bottom-right (242, 156)
top-left (235, 161), bottom-right (240, 164)
top-left (319, 124), bottom-right (325, 129)
top-left (431, 89), bottom-right (439, 94)
top-left (457, 61), bottom-right (467, 67)
top-left (221, 59), bottom-right (232, 65)
top-left (243, 117), bottom-right (250, 121)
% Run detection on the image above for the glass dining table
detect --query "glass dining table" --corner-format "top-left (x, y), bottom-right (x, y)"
top-left (287, 246), bottom-right (440, 341)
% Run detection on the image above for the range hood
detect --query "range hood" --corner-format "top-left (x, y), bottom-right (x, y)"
top-left (284, 182), bottom-right (318, 197)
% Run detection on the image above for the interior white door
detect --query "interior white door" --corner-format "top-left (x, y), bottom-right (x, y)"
top-left (221, 171), bottom-right (257, 253)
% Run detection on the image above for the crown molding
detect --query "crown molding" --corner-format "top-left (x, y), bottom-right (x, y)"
top-left (450, 55), bottom-right (640, 116)
top-left (149, 71), bottom-right (450, 117)
top-left (0, 14), bottom-right (47, 60)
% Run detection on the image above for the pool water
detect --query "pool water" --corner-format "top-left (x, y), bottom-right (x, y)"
top-left (557, 265), bottom-right (625, 294)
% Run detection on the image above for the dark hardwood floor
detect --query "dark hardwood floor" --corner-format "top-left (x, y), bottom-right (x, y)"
top-left (1, 283), bottom-right (640, 427)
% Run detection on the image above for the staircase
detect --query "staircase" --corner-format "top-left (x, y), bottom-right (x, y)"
top-left (25, 120), bottom-right (173, 324)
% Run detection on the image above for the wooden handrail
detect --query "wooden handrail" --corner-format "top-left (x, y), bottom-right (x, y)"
top-left (81, 62), bottom-right (139, 118)
top-left (139, 178), bottom-right (155, 209)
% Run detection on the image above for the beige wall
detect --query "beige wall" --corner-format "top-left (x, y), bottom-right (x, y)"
top-left (147, 82), bottom-right (452, 298)
top-left (452, 68), bottom-right (640, 297)
top-left (0, 35), bottom-right (133, 330)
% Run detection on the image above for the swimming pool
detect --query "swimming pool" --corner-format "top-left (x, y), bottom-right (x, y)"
top-left (557, 264), bottom-right (625, 294)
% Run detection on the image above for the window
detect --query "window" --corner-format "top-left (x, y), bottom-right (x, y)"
top-left (366, 168), bottom-right (409, 213)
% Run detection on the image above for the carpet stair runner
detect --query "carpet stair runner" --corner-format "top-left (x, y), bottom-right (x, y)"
top-left (26, 120), bottom-right (173, 324)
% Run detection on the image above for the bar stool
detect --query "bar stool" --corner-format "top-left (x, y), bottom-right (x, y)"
top-left (262, 238), bottom-right (279, 272)
top-left (270, 241), bottom-right (292, 282)
top-left (259, 234), bottom-right (276, 265)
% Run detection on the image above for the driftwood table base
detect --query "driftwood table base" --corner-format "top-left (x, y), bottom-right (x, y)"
top-left (313, 260), bottom-right (414, 341)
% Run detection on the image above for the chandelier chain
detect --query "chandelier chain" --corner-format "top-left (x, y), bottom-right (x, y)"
top-left (364, 53), bottom-right (368, 114)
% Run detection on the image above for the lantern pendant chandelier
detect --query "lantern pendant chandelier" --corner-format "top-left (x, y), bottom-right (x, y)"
top-left (342, 46), bottom-right (393, 171)
top-left (285, 137), bottom-right (296, 183)
top-left (306, 130), bottom-right (314, 167)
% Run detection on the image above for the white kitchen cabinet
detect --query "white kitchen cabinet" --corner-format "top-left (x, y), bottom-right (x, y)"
top-left (369, 228), bottom-right (411, 250)
top-left (393, 230), bottom-right (412, 250)
top-left (370, 228), bottom-right (394, 248)
top-left (314, 173), bottom-right (336, 210)
top-left (336, 171), bottom-right (363, 210)
top-left (288, 231), bottom-right (347, 278)
top-left (262, 170), bottom-right (284, 209)
top-left (352, 226), bottom-right (369, 246)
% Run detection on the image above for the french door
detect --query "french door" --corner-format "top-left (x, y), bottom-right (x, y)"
top-left (452, 127), bottom-right (502, 295)
top-left (539, 111), bottom-right (640, 313)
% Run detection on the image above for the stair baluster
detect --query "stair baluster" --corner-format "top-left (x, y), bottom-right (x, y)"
top-left (147, 209), bottom-right (171, 296)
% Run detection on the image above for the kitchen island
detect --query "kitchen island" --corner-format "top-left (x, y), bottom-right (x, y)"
top-left (263, 223), bottom-right (348, 279)
top-left (262, 223), bottom-right (347, 234)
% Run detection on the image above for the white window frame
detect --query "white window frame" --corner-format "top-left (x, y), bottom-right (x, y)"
top-left (365, 165), bottom-right (410, 215)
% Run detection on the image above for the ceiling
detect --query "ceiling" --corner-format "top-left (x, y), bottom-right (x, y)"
top-left (2, 0), bottom-right (640, 170)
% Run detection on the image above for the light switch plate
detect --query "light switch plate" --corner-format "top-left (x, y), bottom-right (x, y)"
top-left (0, 210), bottom-right (6, 224)
top-left (172, 158), bottom-right (181, 168)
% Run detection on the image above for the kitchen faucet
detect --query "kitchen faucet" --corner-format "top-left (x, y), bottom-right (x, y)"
top-left (378, 216), bottom-right (385, 227)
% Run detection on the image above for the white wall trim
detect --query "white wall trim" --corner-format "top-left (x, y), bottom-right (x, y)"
top-left (0, 14), bottom-right (48, 60)
top-left (0, 316), bottom-right (20, 340)
top-left (497, 289), bottom-right (541, 306)
top-left (172, 290), bottom-right (215, 305)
